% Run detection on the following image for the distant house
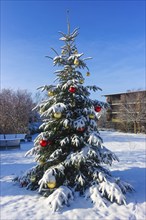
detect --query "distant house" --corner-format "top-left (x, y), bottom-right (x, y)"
top-left (104, 90), bottom-right (146, 133)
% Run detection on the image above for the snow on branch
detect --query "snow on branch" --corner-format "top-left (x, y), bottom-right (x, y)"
top-left (59, 27), bottom-right (79, 41)
top-left (33, 132), bottom-right (52, 146)
top-left (62, 79), bottom-right (78, 90)
top-left (89, 119), bottom-right (98, 129)
top-left (37, 85), bottom-right (56, 92)
top-left (99, 181), bottom-right (126, 205)
top-left (54, 69), bottom-right (64, 74)
top-left (41, 103), bottom-right (66, 117)
top-left (85, 185), bottom-right (107, 208)
top-left (98, 172), bottom-right (107, 182)
top-left (73, 116), bottom-right (87, 129)
top-left (64, 141), bottom-right (118, 167)
top-left (53, 56), bottom-right (66, 66)
top-left (15, 165), bottom-right (38, 187)
top-left (38, 164), bottom-right (65, 193)
top-left (68, 53), bottom-right (84, 61)
top-left (47, 186), bottom-right (74, 212)
top-left (100, 147), bottom-right (119, 165)
top-left (50, 149), bottom-right (63, 160)
top-left (71, 134), bottom-right (82, 147)
top-left (60, 137), bottom-right (70, 146)
top-left (75, 173), bottom-right (86, 187)
top-left (25, 146), bottom-right (40, 157)
top-left (82, 57), bottom-right (92, 61)
top-left (65, 145), bottom-right (101, 166)
top-left (88, 131), bottom-right (103, 146)
top-left (38, 169), bottom-right (56, 193)
top-left (83, 108), bottom-right (95, 115)
top-left (63, 119), bottom-right (70, 128)
top-left (65, 146), bottom-right (89, 166)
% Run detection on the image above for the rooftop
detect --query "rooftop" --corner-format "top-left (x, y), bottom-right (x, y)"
top-left (103, 90), bottom-right (146, 97)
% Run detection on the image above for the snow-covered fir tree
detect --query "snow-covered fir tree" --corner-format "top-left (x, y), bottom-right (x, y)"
top-left (16, 22), bottom-right (133, 212)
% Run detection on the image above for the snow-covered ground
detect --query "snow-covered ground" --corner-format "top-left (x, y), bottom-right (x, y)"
top-left (0, 131), bottom-right (145, 220)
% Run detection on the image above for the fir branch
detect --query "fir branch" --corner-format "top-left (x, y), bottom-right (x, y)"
top-left (37, 85), bottom-right (56, 91)
top-left (51, 47), bottom-right (59, 56)
top-left (82, 57), bottom-right (92, 61)
top-left (70, 27), bottom-right (80, 37)
top-left (58, 31), bottom-right (67, 38)
top-left (45, 56), bottom-right (53, 60)
top-left (86, 86), bottom-right (102, 91)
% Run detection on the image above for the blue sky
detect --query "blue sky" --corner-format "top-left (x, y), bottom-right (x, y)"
top-left (1, 0), bottom-right (145, 101)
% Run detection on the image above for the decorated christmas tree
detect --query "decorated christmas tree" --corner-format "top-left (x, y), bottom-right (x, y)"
top-left (16, 21), bottom-right (133, 212)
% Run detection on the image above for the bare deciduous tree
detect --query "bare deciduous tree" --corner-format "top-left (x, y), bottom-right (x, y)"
top-left (119, 91), bottom-right (146, 133)
top-left (0, 89), bottom-right (35, 134)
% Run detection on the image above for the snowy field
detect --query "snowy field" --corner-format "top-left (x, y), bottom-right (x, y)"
top-left (0, 131), bottom-right (145, 220)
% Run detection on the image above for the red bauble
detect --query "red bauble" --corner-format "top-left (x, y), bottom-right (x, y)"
top-left (94, 106), bottom-right (102, 112)
top-left (21, 181), bottom-right (27, 187)
top-left (69, 86), bottom-right (76, 93)
top-left (77, 127), bottom-right (85, 132)
top-left (40, 140), bottom-right (48, 147)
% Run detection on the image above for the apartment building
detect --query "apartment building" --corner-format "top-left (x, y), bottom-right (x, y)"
top-left (104, 90), bottom-right (146, 133)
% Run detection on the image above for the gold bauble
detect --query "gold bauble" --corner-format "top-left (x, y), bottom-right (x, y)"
top-left (48, 91), bottom-right (54, 96)
top-left (39, 157), bottom-right (46, 165)
top-left (39, 161), bottom-right (45, 165)
top-left (47, 181), bottom-right (56, 189)
top-left (30, 175), bottom-right (36, 182)
top-left (40, 108), bottom-right (44, 114)
top-left (79, 79), bottom-right (84, 84)
top-left (74, 57), bottom-right (79, 65)
top-left (54, 112), bottom-right (62, 119)
top-left (89, 114), bottom-right (95, 119)
top-left (86, 71), bottom-right (90, 76)
top-left (61, 50), bottom-right (65, 54)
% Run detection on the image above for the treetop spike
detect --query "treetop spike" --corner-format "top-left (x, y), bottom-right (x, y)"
top-left (66, 9), bottom-right (70, 34)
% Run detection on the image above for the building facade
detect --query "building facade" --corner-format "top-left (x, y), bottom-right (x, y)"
top-left (104, 90), bottom-right (146, 133)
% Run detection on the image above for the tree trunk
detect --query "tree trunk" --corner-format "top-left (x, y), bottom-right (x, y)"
top-left (137, 122), bottom-right (141, 133)
top-left (134, 121), bottom-right (137, 133)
